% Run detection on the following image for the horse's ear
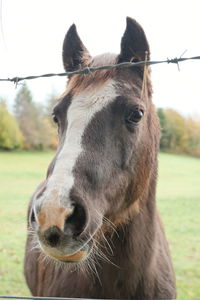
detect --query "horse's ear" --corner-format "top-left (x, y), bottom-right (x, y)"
top-left (62, 24), bottom-right (91, 72)
top-left (118, 17), bottom-right (150, 64)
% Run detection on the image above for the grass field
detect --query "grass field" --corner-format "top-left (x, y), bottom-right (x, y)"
top-left (0, 151), bottom-right (199, 299)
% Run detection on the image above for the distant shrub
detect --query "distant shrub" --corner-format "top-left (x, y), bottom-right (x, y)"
top-left (0, 102), bottom-right (24, 150)
top-left (158, 108), bottom-right (200, 157)
top-left (14, 84), bottom-right (58, 150)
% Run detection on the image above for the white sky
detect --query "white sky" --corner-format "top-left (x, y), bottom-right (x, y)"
top-left (0, 0), bottom-right (200, 115)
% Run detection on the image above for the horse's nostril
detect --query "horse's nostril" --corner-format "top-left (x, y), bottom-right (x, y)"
top-left (64, 203), bottom-right (87, 237)
top-left (30, 209), bottom-right (36, 226)
top-left (44, 228), bottom-right (61, 247)
top-left (46, 233), bottom-right (60, 247)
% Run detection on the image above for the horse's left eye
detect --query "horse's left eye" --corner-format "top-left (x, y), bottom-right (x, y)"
top-left (52, 114), bottom-right (59, 124)
top-left (125, 109), bottom-right (144, 125)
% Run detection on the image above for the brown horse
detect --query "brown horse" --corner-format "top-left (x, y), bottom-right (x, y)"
top-left (24, 17), bottom-right (176, 299)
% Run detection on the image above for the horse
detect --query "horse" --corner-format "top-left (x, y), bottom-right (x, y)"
top-left (24, 17), bottom-right (176, 299)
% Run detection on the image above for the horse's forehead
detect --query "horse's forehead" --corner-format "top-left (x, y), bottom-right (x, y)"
top-left (68, 79), bottom-right (118, 115)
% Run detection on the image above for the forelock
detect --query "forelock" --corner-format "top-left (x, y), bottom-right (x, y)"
top-left (66, 53), bottom-right (118, 96)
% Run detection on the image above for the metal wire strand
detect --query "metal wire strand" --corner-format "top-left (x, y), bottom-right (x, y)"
top-left (0, 56), bottom-right (199, 84)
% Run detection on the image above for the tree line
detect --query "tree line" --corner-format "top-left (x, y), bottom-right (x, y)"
top-left (158, 108), bottom-right (200, 157)
top-left (0, 84), bottom-right (200, 157)
top-left (0, 84), bottom-right (58, 150)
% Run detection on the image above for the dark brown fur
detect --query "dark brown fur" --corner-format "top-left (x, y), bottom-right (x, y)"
top-left (24, 17), bottom-right (176, 299)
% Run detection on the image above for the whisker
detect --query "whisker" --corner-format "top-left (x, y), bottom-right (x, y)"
top-left (100, 228), bottom-right (114, 255)
top-left (103, 217), bottom-right (119, 238)
top-left (93, 208), bottom-right (119, 238)
top-left (92, 236), bottom-right (120, 269)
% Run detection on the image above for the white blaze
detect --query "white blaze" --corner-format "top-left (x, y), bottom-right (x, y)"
top-left (39, 79), bottom-right (118, 206)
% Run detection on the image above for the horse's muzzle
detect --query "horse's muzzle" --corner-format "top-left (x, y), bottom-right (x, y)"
top-left (29, 201), bottom-right (91, 262)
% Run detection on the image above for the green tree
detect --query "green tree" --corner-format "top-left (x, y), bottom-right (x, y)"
top-left (14, 84), bottom-right (55, 150)
top-left (45, 92), bottom-right (59, 118)
top-left (157, 108), bottom-right (200, 155)
top-left (164, 109), bottom-right (189, 153)
top-left (44, 92), bottom-right (59, 149)
top-left (185, 116), bottom-right (200, 156)
top-left (0, 101), bottom-right (23, 150)
top-left (157, 108), bottom-right (168, 150)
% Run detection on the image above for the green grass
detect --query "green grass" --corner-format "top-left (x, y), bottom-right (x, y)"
top-left (0, 151), bottom-right (200, 299)
top-left (157, 153), bottom-right (200, 299)
top-left (0, 151), bottom-right (54, 295)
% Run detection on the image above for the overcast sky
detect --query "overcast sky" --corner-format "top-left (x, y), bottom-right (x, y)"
top-left (0, 0), bottom-right (200, 115)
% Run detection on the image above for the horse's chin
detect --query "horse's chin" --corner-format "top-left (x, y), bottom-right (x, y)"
top-left (40, 241), bottom-right (92, 264)
top-left (51, 250), bottom-right (88, 263)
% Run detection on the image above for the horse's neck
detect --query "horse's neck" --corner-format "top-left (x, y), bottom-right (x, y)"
top-left (92, 192), bottom-right (157, 295)
top-left (106, 198), bottom-right (156, 266)
top-left (81, 175), bottom-right (159, 298)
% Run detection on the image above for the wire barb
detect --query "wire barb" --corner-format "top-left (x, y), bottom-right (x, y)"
top-left (0, 55), bottom-right (200, 84)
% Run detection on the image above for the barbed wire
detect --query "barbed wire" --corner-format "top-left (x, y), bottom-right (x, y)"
top-left (0, 56), bottom-right (199, 86)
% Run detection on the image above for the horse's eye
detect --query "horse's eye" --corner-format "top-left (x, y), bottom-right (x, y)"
top-left (52, 114), bottom-right (59, 124)
top-left (125, 109), bottom-right (144, 125)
